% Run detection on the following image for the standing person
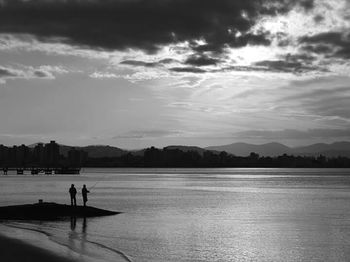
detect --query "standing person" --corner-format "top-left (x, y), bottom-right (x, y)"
top-left (69, 184), bottom-right (77, 206)
top-left (82, 184), bottom-right (90, 207)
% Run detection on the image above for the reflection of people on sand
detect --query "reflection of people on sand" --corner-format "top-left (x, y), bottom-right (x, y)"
top-left (68, 217), bottom-right (89, 258)
top-left (82, 217), bottom-right (87, 234)
top-left (81, 217), bottom-right (88, 253)
top-left (68, 217), bottom-right (79, 257)
top-left (69, 184), bottom-right (77, 206)
top-left (70, 216), bottom-right (76, 231)
top-left (82, 185), bottom-right (90, 207)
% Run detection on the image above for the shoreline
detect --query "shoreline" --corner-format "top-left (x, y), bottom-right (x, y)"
top-left (0, 222), bottom-right (130, 262)
top-left (0, 232), bottom-right (77, 262)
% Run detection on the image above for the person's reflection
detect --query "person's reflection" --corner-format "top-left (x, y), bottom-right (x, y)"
top-left (68, 216), bottom-right (78, 259)
top-left (80, 217), bottom-right (88, 254)
top-left (70, 216), bottom-right (77, 231)
top-left (82, 217), bottom-right (87, 234)
top-left (68, 216), bottom-right (89, 257)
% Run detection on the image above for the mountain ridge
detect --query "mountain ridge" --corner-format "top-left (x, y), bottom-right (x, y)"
top-left (26, 141), bottom-right (350, 158)
top-left (206, 141), bottom-right (350, 157)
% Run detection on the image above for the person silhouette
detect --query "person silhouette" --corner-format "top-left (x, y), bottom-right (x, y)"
top-left (69, 184), bottom-right (77, 206)
top-left (82, 184), bottom-right (90, 207)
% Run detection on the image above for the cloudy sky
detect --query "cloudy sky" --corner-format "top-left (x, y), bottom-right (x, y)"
top-left (0, 0), bottom-right (350, 149)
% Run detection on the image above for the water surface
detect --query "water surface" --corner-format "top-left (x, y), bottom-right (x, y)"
top-left (1, 168), bottom-right (350, 262)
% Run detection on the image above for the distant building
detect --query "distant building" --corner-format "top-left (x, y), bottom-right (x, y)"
top-left (9, 146), bottom-right (17, 166)
top-left (33, 143), bottom-right (45, 165)
top-left (16, 144), bottom-right (29, 166)
top-left (44, 141), bottom-right (60, 166)
top-left (0, 145), bottom-right (9, 166)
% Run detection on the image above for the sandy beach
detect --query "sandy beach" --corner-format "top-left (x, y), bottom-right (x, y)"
top-left (0, 222), bottom-right (129, 262)
top-left (0, 233), bottom-right (77, 262)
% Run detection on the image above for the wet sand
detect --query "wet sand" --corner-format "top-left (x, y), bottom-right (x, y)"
top-left (0, 233), bottom-right (77, 262)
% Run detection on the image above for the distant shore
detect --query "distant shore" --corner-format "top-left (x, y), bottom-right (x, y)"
top-left (0, 233), bottom-right (76, 262)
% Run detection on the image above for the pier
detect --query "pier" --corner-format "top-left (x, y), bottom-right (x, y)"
top-left (2, 167), bottom-right (80, 175)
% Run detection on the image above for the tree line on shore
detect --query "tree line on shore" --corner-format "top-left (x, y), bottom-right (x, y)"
top-left (85, 147), bottom-right (350, 168)
top-left (1, 142), bottom-right (350, 168)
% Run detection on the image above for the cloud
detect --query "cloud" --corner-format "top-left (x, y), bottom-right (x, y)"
top-left (184, 54), bottom-right (221, 66)
top-left (211, 52), bottom-right (320, 74)
top-left (0, 65), bottom-right (68, 83)
top-left (300, 31), bottom-right (350, 58)
top-left (254, 59), bottom-right (321, 74)
top-left (120, 60), bottom-right (159, 67)
top-left (170, 67), bottom-right (207, 74)
top-left (89, 72), bottom-right (120, 79)
top-left (0, 0), bottom-right (314, 55)
top-left (0, 67), bottom-right (17, 78)
top-left (119, 58), bottom-right (181, 71)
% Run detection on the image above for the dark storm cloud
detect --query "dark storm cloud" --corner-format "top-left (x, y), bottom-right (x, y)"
top-left (120, 60), bottom-right (159, 67)
top-left (120, 56), bottom-right (321, 74)
top-left (33, 70), bottom-right (51, 78)
top-left (170, 67), bottom-right (207, 74)
top-left (234, 128), bottom-right (350, 140)
top-left (252, 53), bottom-right (323, 74)
top-left (300, 31), bottom-right (350, 58)
top-left (313, 14), bottom-right (324, 23)
top-left (302, 44), bottom-right (333, 54)
top-left (300, 32), bottom-right (344, 44)
top-left (254, 59), bottom-right (320, 73)
top-left (120, 58), bottom-right (179, 67)
top-left (0, 0), bottom-right (314, 54)
top-left (158, 58), bottom-right (179, 64)
top-left (283, 53), bottom-right (316, 63)
top-left (0, 67), bottom-right (18, 78)
top-left (184, 55), bottom-right (221, 66)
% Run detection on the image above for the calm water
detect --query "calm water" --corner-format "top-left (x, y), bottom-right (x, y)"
top-left (1, 168), bottom-right (350, 262)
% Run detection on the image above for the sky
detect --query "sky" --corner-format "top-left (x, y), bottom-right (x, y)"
top-left (0, 0), bottom-right (350, 149)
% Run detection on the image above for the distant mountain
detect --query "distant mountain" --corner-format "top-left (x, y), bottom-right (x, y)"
top-left (206, 142), bottom-right (292, 157)
top-left (164, 145), bottom-right (207, 155)
top-left (129, 149), bottom-right (146, 157)
top-left (81, 145), bottom-right (127, 158)
top-left (59, 145), bottom-right (127, 158)
top-left (206, 141), bottom-right (350, 157)
top-left (31, 141), bottom-right (350, 158)
top-left (293, 142), bottom-right (350, 157)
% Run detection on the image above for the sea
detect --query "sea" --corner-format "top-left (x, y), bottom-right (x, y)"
top-left (1, 168), bottom-right (350, 262)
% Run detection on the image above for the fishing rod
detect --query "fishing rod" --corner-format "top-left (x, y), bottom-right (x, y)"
top-left (89, 174), bottom-right (110, 190)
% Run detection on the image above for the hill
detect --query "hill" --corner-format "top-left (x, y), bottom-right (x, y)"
top-left (164, 145), bottom-right (208, 155)
top-left (206, 141), bottom-right (350, 157)
top-left (30, 141), bottom-right (350, 158)
top-left (206, 142), bottom-right (292, 157)
top-left (293, 141), bottom-right (350, 157)
top-left (59, 145), bottom-right (127, 158)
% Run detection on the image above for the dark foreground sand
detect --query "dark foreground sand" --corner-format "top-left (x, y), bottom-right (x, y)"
top-left (0, 234), bottom-right (77, 262)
